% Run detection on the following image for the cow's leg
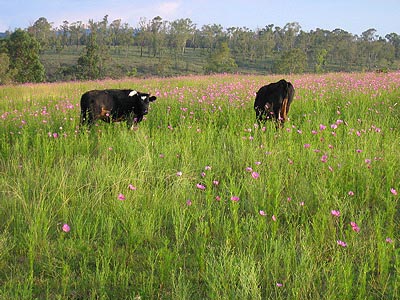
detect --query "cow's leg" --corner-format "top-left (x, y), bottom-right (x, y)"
top-left (272, 102), bottom-right (284, 129)
top-left (80, 107), bottom-right (88, 126)
top-left (255, 107), bottom-right (264, 123)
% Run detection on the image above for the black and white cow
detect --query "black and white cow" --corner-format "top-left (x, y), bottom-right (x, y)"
top-left (80, 89), bottom-right (156, 128)
top-left (254, 79), bottom-right (295, 127)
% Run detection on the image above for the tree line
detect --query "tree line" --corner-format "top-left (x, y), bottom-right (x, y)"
top-left (0, 15), bottom-right (399, 83)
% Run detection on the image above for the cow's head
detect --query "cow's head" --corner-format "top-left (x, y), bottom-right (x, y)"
top-left (129, 90), bottom-right (157, 122)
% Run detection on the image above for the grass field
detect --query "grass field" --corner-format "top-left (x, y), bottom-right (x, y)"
top-left (0, 72), bottom-right (399, 299)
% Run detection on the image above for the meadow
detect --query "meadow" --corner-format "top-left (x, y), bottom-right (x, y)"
top-left (0, 72), bottom-right (399, 299)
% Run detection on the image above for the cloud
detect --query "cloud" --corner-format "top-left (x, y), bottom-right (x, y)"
top-left (154, 1), bottom-right (182, 19)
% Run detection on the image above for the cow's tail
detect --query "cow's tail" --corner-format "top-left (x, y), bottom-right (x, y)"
top-left (281, 80), bottom-right (293, 122)
top-left (281, 97), bottom-right (288, 122)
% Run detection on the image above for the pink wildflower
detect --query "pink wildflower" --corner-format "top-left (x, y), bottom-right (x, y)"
top-left (348, 191), bottom-right (355, 196)
top-left (385, 237), bottom-right (393, 243)
top-left (251, 172), bottom-right (259, 179)
top-left (118, 193), bottom-right (126, 200)
top-left (276, 283), bottom-right (283, 287)
top-left (259, 210), bottom-right (266, 216)
top-left (272, 215), bottom-right (277, 222)
top-left (62, 223), bottom-right (71, 233)
top-left (196, 184), bottom-right (206, 190)
top-left (331, 210), bottom-right (340, 217)
top-left (128, 184), bottom-right (136, 190)
top-left (186, 199), bottom-right (192, 206)
top-left (390, 188), bottom-right (397, 195)
top-left (176, 171), bottom-right (183, 176)
top-left (350, 221), bottom-right (360, 233)
top-left (230, 196), bottom-right (240, 202)
top-left (337, 240), bottom-right (347, 247)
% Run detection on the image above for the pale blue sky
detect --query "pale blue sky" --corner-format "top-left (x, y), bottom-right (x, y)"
top-left (0, 0), bottom-right (398, 36)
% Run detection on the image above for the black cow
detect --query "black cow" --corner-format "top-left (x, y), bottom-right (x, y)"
top-left (80, 89), bottom-right (156, 128)
top-left (254, 79), bottom-right (295, 127)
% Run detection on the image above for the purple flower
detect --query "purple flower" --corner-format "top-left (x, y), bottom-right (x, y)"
top-left (176, 171), bottom-right (183, 176)
top-left (390, 188), bottom-right (397, 196)
top-left (118, 193), bottom-right (126, 200)
top-left (386, 237), bottom-right (393, 243)
top-left (196, 184), bottom-right (206, 190)
top-left (259, 210), bottom-right (266, 216)
top-left (128, 184), bottom-right (136, 190)
top-left (337, 240), bottom-right (347, 247)
top-left (319, 124), bottom-right (326, 130)
top-left (272, 215), bottom-right (277, 222)
top-left (251, 172), bottom-right (259, 179)
top-left (348, 191), bottom-right (355, 196)
top-left (186, 199), bottom-right (192, 206)
top-left (331, 210), bottom-right (340, 217)
top-left (350, 221), bottom-right (360, 232)
top-left (62, 223), bottom-right (70, 233)
top-left (230, 196), bottom-right (240, 202)
top-left (276, 283), bottom-right (283, 287)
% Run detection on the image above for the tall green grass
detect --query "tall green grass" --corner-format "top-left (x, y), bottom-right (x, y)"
top-left (0, 73), bottom-right (399, 299)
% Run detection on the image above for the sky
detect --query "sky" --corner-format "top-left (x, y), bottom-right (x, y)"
top-left (0, 0), bottom-right (399, 37)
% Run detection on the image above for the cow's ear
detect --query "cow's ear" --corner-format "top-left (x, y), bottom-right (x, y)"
top-left (129, 90), bottom-right (137, 97)
top-left (149, 96), bottom-right (157, 102)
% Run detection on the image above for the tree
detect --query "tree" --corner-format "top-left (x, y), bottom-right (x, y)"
top-left (149, 16), bottom-right (166, 57)
top-left (28, 17), bottom-right (53, 51)
top-left (136, 17), bottom-right (150, 57)
top-left (274, 49), bottom-right (307, 74)
top-left (0, 53), bottom-right (17, 84)
top-left (169, 18), bottom-right (195, 56)
top-left (204, 42), bottom-right (237, 74)
top-left (6, 29), bottom-right (46, 83)
top-left (69, 21), bottom-right (84, 48)
top-left (201, 24), bottom-right (224, 52)
top-left (77, 32), bottom-right (101, 79)
top-left (386, 33), bottom-right (400, 59)
top-left (314, 48), bottom-right (328, 73)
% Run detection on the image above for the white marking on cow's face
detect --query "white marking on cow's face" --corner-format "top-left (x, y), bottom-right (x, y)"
top-left (129, 90), bottom-right (137, 97)
top-left (141, 96), bottom-right (147, 100)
